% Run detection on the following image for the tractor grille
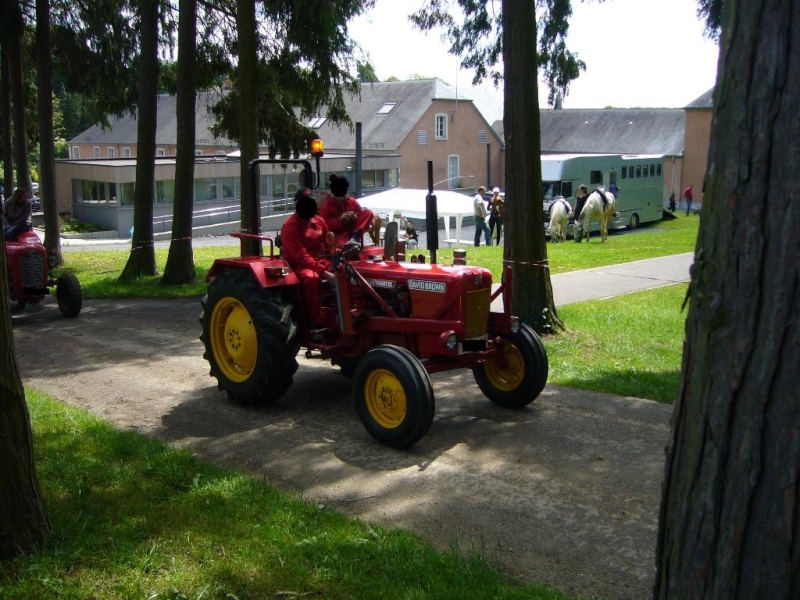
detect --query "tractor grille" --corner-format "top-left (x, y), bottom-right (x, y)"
top-left (20, 252), bottom-right (46, 287)
top-left (464, 288), bottom-right (491, 339)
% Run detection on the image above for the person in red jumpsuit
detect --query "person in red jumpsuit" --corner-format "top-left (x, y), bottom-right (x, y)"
top-left (280, 188), bottom-right (335, 325)
top-left (319, 174), bottom-right (375, 246)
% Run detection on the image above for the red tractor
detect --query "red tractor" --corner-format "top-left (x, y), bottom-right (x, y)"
top-left (5, 228), bottom-right (83, 317)
top-left (200, 147), bottom-right (548, 447)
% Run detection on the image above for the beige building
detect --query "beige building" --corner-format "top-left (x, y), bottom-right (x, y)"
top-left (62, 81), bottom-right (713, 237)
top-left (681, 88), bottom-right (714, 208)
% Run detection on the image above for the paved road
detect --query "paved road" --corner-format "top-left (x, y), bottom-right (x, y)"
top-left (12, 253), bottom-right (693, 599)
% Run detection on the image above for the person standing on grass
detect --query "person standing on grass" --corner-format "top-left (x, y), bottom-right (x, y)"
top-left (683, 184), bottom-right (694, 215)
top-left (473, 185), bottom-right (491, 246)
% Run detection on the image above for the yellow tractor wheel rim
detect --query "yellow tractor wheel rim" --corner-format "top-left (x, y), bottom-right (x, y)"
top-left (364, 368), bottom-right (407, 429)
top-left (485, 339), bottom-right (524, 391)
top-left (210, 297), bottom-right (257, 383)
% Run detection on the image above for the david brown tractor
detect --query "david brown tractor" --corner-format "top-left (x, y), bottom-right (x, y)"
top-left (200, 142), bottom-right (548, 447)
top-left (5, 228), bottom-right (83, 317)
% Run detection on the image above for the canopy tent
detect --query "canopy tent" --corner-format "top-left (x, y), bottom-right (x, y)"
top-left (358, 188), bottom-right (475, 244)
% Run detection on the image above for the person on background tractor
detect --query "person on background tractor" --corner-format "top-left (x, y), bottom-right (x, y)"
top-left (319, 174), bottom-right (375, 246)
top-left (280, 188), bottom-right (336, 325)
top-left (3, 187), bottom-right (32, 240)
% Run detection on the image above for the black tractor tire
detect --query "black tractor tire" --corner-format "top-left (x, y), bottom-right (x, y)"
top-left (56, 272), bottom-right (83, 317)
top-left (200, 270), bottom-right (299, 406)
top-left (474, 323), bottom-right (549, 409)
top-left (353, 345), bottom-right (435, 448)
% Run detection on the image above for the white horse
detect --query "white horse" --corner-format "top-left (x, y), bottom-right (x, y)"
top-left (577, 189), bottom-right (616, 243)
top-left (548, 197), bottom-right (572, 242)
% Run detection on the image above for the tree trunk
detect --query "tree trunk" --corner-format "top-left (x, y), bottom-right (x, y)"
top-left (237, 0), bottom-right (260, 256)
top-left (36, 0), bottom-right (63, 265)
top-left (120, 0), bottom-right (159, 280)
top-left (7, 0), bottom-right (31, 194)
top-left (162, 0), bottom-right (197, 285)
top-left (654, 0), bottom-right (800, 597)
top-left (0, 40), bottom-right (14, 194)
top-left (502, 0), bottom-right (562, 333)
top-left (0, 231), bottom-right (51, 559)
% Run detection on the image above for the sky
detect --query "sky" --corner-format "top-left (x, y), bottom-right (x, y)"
top-left (348, 0), bottom-right (720, 114)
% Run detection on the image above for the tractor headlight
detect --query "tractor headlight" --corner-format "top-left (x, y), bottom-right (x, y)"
top-left (509, 317), bottom-right (522, 333)
top-left (439, 330), bottom-right (458, 350)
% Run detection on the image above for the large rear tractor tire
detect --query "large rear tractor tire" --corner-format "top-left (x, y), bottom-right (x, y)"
top-left (56, 272), bottom-right (83, 317)
top-left (354, 345), bottom-right (435, 448)
top-left (474, 324), bottom-right (549, 409)
top-left (200, 271), bottom-right (299, 406)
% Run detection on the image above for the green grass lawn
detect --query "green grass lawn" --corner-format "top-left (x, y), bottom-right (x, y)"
top-left (543, 283), bottom-right (688, 403)
top-left (0, 392), bottom-right (574, 600)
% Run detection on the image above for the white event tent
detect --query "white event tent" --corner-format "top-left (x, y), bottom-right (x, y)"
top-left (358, 188), bottom-right (475, 244)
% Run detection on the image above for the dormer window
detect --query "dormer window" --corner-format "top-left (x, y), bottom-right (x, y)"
top-left (378, 102), bottom-right (396, 115)
top-left (308, 116), bottom-right (327, 128)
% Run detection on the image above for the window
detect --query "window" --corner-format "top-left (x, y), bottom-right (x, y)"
top-left (123, 147), bottom-right (131, 157)
top-left (93, 146), bottom-right (100, 158)
top-left (657, 164), bottom-right (662, 176)
top-left (478, 130), bottom-right (487, 144)
top-left (418, 130), bottom-right (428, 145)
top-left (308, 116), bottom-right (327, 128)
top-left (107, 147), bottom-right (115, 158)
top-left (194, 178), bottom-right (217, 202)
top-left (561, 182), bottom-right (573, 199)
top-left (590, 170), bottom-right (602, 185)
top-left (220, 178), bottom-right (235, 199)
top-left (195, 150), bottom-right (203, 156)
top-left (72, 146), bottom-right (80, 159)
top-left (435, 114), bottom-right (448, 140)
top-left (120, 182), bottom-right (135, 205)
top-left (649, 164), bottom-right (655, 177)
top-left (157, 148), bottom-right (166, 157)
top-left (156, 180), bottom-right (175, 204)
top-left (621, 166), bottom-right (628, 179)
top-left (635, 165), bottom-right (642, 178)
top-left (377, 102), bottom-right (396, 115)
top-left (447, 155), bottom-right (460, 188)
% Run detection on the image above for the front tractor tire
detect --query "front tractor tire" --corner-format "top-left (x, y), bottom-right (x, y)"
top-left (354, 345), bottom-right (435, 448)
top-left (56, 272), bottom-right (83, 317)
top-left (200, 271), bottom-right (299, 406)
top-left (474, 324), bottom-right (549, 409)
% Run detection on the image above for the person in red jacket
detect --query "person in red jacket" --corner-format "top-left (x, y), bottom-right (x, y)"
top-left (280, 188), bottom-right (335, 325)
top-left (319, 174), bottom-right (375, 246)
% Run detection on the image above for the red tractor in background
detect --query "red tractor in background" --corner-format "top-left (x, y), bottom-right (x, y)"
top-left (200, 143), bottom-right (548, 447)
top-left (5, 228), bottom-right (83, 317)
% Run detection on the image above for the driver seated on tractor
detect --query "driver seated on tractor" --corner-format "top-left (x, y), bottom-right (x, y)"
top-left (319, 174), bottom-right (374, 247)
top-left (3, 187), bottom-right (32, 240)
top-left (280, 188), bottom-right (336, 326)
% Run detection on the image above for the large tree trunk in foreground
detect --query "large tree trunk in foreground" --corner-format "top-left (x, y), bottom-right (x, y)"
top-left (0, 232), bottom-right (51, 559)
top-left (502, 0), bottom-right (561, 333)
top-left (654, 0), bottom-right (799, 597)
top-left (121, 0), bottom-right (159, 280)
top-left (162, 0), bottom-right (197, 285)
